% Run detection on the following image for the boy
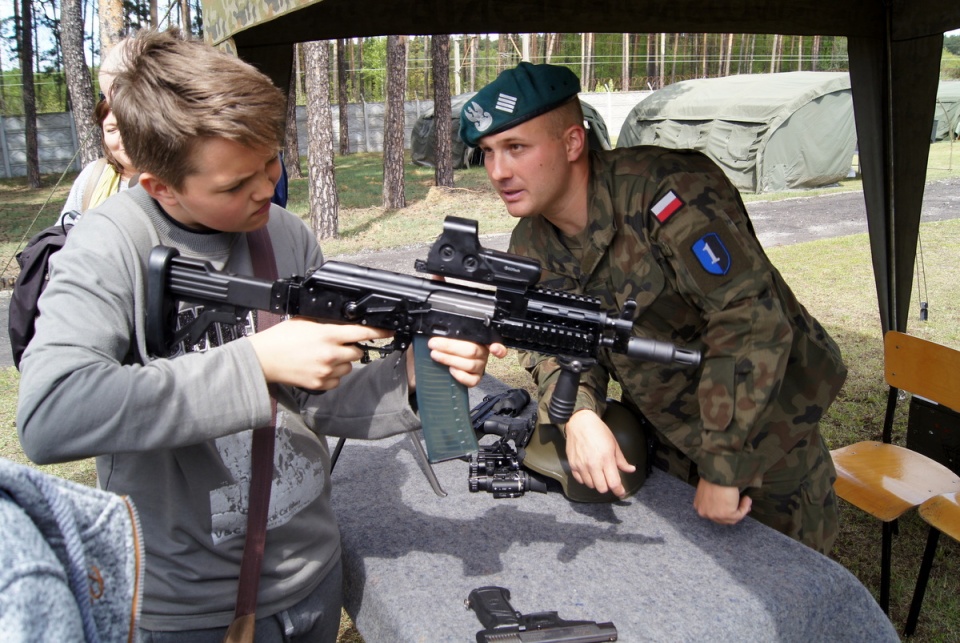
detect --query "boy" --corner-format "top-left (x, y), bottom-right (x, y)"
top-left (17, 29), bottom-right (500, 640)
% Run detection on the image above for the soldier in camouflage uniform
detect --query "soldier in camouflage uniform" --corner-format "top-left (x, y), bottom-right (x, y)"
top-left (460, 62), bottom-right (847, 553)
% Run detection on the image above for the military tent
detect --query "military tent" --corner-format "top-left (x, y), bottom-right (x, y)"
top-left (411, 92), bottom-right (479, 169)
top-left (411, 93), bottom-right (611, 169)
top-left (200, 0), bottom-right (959, 337)
top-left (934, 81), bottom-right (960, 141)
top-left (617, 72), bottom-right (856, 194)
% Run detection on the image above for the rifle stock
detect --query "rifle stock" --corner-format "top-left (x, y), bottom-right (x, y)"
top-left (146, 217), bottom-right (700, 463)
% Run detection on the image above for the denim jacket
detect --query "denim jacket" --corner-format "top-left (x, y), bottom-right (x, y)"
top-left (0, 459), bottom-right (143, 642)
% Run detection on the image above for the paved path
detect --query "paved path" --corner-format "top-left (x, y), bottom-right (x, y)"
top-left (331, 177), bottom-right (960, 273)
top-left (2, 177), bottom-right (958, 370)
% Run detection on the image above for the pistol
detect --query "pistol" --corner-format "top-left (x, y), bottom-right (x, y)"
top-left (466, 586), bottom-right (617, 643)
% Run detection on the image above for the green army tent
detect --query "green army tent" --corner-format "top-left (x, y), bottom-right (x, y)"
top-left (934, 81), bottom-right (960, 141)
top-left (411, 92), bottom-right (611, 169)
top-left (617, 72), bottom-right (856, 194)
top-left (200, 0), bottom-right (959, 337)
top-left (411, 92), bottom-right (480, 170)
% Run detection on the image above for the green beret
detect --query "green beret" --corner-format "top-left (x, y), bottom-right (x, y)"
top-left (459, 62), bottom-right (581, 147)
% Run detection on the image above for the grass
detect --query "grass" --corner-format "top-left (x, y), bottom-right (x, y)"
top-left (2, 142), bottom-right (960, 640)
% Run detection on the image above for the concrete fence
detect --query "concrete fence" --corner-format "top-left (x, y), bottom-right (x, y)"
top-left (1, 91), bottom-right (649, 179)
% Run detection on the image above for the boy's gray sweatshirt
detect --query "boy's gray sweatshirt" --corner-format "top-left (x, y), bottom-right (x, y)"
top-left (16, 186), bottom-right (420, 631)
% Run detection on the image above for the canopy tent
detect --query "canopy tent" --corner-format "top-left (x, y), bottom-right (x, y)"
top-left (617, 72), bottom-right (857, 194)
top-left (200, 0), bottom-right (960, 337)
top-left (934, 81), bottom-right (960, 141)
top-left (411, 93), bottom-right (611, 169)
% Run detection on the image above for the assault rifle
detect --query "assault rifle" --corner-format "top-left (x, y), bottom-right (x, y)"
top-left (466, 586), bottom-right (617, 643)
top-left (146, 216), bottom-right (699, 463)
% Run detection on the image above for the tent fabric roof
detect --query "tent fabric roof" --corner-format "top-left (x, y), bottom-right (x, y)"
top-left (627, 72), bottom-right (851, 124)
top-left (202, 0), bottom-right (959, 48)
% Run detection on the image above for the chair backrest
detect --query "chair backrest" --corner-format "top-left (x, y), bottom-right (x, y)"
top-left (885, 331), bottom-right (960, 413)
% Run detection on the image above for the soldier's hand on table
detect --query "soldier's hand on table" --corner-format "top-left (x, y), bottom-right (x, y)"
top-left (564, 409), bottom-right (637, 498)
top-left (693, 478), bottom-right (752, 525)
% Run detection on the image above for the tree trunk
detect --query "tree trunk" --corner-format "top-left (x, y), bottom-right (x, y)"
top-left (180, 0), bottom-right (191, 33)
top-left (737, 34), bottom-right (746, 74)
top-left (432, 34), bottom-right (453, 188)
top-left (701, 33), bottom-right (709, 78)
top-left (770, 34), bottom-right (782, 73)
top-left (669, 33), bottom-right (678, 85)
top-left (99, 0), bottom-right (124, 52)
top-left (724, 33), bottom-right (734, 76)
top-left (423, 36), bottom-right (431, 99)
top-left (581, 33), bottom-right (594, 91)
top-left (337, 38), bottom-right (350, 155)
top-left (348, 38), bottom-right (357, 102)
top-left (382, 35), bottom-right (407, 209)
top-left (60, 0), bottom-right (100, 166)
top-left (19, 0), bottom-right (40, 188)
top-left (452, 36), bottom-right (461, 95)
top-left (469, 35), bottom-right (478, 91)
top-left (304, 40), bottom-right (339, 239)
top-left (622, 34), bottom-right (630, 91)
top-left (284, 47), bottom-right (304, 180)
top-left (497, 34), bottom-right (506, 74)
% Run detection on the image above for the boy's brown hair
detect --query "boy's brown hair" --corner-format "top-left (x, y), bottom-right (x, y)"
top-left (110, 29), bottom-right (286, 190)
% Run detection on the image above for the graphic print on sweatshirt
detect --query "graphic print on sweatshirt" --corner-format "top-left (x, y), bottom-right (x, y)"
top-left (209, 412), bottom-right (325, 545)
top-left (165, 305), bottom-right (324, 545)
top-left (165, 304), bottom-right (257, 357)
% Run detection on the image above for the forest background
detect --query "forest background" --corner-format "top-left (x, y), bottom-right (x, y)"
top-left (3, 0), bottom-right (960, 234)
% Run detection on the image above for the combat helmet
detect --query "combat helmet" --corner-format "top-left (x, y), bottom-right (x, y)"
top-left (521, 400), bottom-right (649, 503)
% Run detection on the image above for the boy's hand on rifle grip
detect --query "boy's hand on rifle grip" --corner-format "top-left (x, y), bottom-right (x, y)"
top-left (406, 338), bottom-right (508, 389)
top-left (249, 318), bottom-right (392, 390)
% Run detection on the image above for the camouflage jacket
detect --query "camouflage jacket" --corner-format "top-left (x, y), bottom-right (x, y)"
top-left (509, 146), bottom-right (847, 489)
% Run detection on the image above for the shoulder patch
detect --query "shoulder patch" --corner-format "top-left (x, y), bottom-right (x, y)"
top-left (651, 190), bottom-right (684, 223)
top-left (691, 233), bottom-right (731, 276)
top-left (677, 221), bottom-right (751, 296)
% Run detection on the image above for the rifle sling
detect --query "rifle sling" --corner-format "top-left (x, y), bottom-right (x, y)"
top-left (228, 224), bottom-right (282, 637)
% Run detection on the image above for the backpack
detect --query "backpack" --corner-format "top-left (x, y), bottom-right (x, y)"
top-left (9, 159), bottom-right (109, 370)
top-left (8, 218), bottom-right (75, 370)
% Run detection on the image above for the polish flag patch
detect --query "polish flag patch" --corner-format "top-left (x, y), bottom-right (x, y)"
top-left (651, 190), bottom-right (684, 223)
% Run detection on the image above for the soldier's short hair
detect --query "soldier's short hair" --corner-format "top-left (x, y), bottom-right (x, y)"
top-left (110, 28), bottom-right (286, 190)
top-left (545, 97), bottom-right (585, 140)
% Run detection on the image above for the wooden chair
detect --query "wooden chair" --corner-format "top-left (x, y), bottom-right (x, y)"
top-left (830, 331), bottom-right (960, 614)
top-left (904, 492), bottom-right (960, 635)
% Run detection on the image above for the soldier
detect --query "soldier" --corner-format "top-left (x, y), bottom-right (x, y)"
top-left (461, 62), bottom-right (847, 553)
